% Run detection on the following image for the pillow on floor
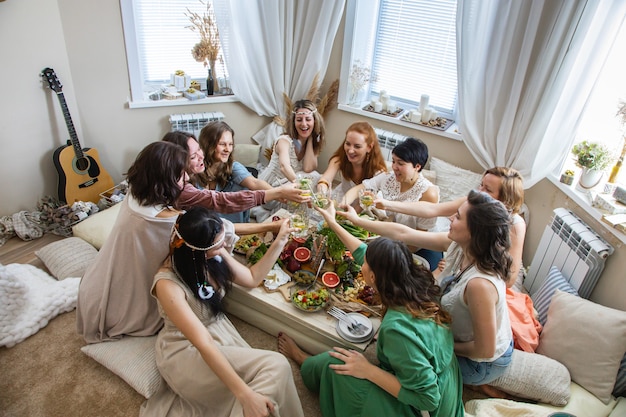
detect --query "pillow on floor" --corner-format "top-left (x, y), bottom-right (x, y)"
top-left (81, 336), bottom-right (161, 399)
top-left (72, 203), bottom-right (121, 250)
top-left (35, 237), bottom-right (97, 280)
top-left (489, 349), bottom-right (570, 406)
top-left (428, 157), bottom-right (482, 202)
top-left (536, 290), bottom-right (626, 404)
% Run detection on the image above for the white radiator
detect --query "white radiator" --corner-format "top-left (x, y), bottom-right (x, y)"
top-left (169, 112), bottom-right (225, 137)
top-left (524, 208), bottom-right (614, 298)
top-left (374, 128), bottom-right (408, 160)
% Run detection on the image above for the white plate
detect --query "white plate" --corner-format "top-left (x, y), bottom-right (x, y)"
top-left (335, 312), bottom-right (374, 342)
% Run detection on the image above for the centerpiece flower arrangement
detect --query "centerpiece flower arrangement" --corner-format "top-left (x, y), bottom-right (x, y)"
top-left (186, 0), bottom-right (221, 92)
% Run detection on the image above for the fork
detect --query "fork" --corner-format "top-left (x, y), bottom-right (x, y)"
top-left (328, 307), bottom-right (367, 335)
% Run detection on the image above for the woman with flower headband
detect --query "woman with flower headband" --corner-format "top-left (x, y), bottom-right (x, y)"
top-left (255, 100), bottom-right (326, 220)
top-left (259, 99), bottom-right (326, 186)
top-left (140, 206), bottom-right (304, 417)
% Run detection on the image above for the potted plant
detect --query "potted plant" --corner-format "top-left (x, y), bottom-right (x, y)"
top-left (571, 141), bottom-right (612, 188)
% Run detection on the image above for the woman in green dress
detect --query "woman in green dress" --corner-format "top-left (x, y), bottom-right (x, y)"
top-left (277, 203), bottom-right (464, 417)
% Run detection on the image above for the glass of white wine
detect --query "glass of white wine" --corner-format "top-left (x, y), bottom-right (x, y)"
top-left (358, 188), bottom-right (376, 211)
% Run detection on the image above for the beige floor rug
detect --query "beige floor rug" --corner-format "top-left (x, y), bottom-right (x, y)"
top-left (0, 309), bottom-right (323, 417)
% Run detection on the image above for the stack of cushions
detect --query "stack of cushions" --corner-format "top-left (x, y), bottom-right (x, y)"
top-left (487, 265), bottom-right (626, 406)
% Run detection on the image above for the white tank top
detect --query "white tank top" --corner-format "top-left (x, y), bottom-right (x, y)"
top-left (441, 264), bottom-right (512, 362)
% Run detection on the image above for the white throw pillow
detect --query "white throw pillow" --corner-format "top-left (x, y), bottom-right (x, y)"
top-left (490, 349), bottom-right (571, 406)
top-left (35, 237), bottom-right (97, 280)
top-left (428, 157), bottom-right (483, 202)
top-left (81, 336), bottom-right (161, 399)
top-left (536, 290), bottom-right (626, 404)
top-left (72, 203), bottom-right (121, 250)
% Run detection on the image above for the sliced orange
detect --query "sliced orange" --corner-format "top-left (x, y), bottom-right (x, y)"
top-left (322, 271), bottom-right (340, 288)
top-left (293, 247), bottom-right (311, 263)
top-left (292, 236), bottom-right (307, 244)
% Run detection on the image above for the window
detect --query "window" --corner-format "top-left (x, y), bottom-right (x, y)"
top-left (562, 20), bottom-right (626, 186)
top-left (342, 0), bottom-right (458, 119)
top-left (120, 0), bottom-right (229, 104)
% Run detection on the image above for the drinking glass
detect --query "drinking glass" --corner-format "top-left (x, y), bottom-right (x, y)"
top-left (358, 188), bottom-right (376, 211)
top-left (296, 175), bottom-right (313, 198)
top-left (314, 185), bottom-right (331, 209)
top-left (290, 206), bottom-right (309, 238)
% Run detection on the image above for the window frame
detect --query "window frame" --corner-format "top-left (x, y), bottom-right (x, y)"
top-left (119, 0), bottom-right (237, 108)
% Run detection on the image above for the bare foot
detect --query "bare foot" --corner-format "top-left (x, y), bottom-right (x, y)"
top-left (277, 332), bottom-right (310, 366)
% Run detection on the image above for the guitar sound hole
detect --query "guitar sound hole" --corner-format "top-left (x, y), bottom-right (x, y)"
top-left (75, 157), bottom-right (90, 172)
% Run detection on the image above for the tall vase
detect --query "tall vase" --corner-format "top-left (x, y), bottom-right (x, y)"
top-left (208, 60), bottom-right (217, 95)
top-left (206, 67), bottom-right (214, 96)
top-left (348, 87), bottom-right (363, 107)
top-left (579, 167), bottom-right (604, 189)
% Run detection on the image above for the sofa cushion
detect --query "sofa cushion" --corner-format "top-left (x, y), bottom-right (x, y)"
top-left (489, 348), bottom-right (570, 406)
top-left (72, 203), bottom-right (121, 250)
top-left (428, 157), bottom-right (483, 202)
top-left (81, 335), bottom-right (161, 399)
top-left (531, 266), bottom-right (579, 326)
top-left (537, 290), bottom-right (626, 404)
top-left (233, 143), bottom-right (261, 168)
top-left (34, 237), bottom-right (97, 280)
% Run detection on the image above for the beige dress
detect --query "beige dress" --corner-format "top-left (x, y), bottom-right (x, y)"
top-left (140, 269), bottom-right (304, 417)
top-left (76, 196), bottom-right (175, 343)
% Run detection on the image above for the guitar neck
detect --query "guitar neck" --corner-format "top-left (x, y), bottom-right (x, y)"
top-left (54, 91), bottom-right (84, 159)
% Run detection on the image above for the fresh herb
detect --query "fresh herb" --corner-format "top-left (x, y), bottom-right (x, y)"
top-left (318, 227), bottom-right (346, 261)
top-left (248, 243), bottom-right (268, 265)
top-left (339, 222), bottom-right (369, 240)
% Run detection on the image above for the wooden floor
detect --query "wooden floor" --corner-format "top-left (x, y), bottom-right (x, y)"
top-left (0, 233), bottom-right (65, 269)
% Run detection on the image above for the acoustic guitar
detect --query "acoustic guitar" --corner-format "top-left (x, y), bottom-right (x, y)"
top-left (41, 67), bottom-right (114, 204)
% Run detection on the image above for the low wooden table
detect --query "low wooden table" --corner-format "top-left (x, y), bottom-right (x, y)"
top-left (225, 282), bottom-right (380, 355)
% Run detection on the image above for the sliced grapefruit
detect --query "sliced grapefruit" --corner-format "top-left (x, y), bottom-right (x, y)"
top-left (322, 271), bottom-right (340, 288)
top-left (292, 236), bottom-right (307, 244)
top-left (293, 247), bottom-right (311, 263)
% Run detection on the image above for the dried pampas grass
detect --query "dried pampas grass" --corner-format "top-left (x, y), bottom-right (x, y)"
top-left (277, 74), bottom-right (339, 126)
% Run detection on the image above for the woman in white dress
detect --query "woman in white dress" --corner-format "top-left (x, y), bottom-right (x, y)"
top-left (140, 207), bottom-right (304, 417)
top-left (259, 99), bottom-right (325, 187)
top-left (316, 121), bottom-right (388, 204)
top-left (255, 100), bottom-right (325, 220)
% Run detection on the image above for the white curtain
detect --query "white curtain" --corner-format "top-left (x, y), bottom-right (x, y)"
top-left (213, 0), bottom-right (345, 160)
top-left (456, 0), bottom-right (626, 188)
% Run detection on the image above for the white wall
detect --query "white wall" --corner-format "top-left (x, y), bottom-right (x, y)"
top-left (1, 0), bottom-right (624, 312)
